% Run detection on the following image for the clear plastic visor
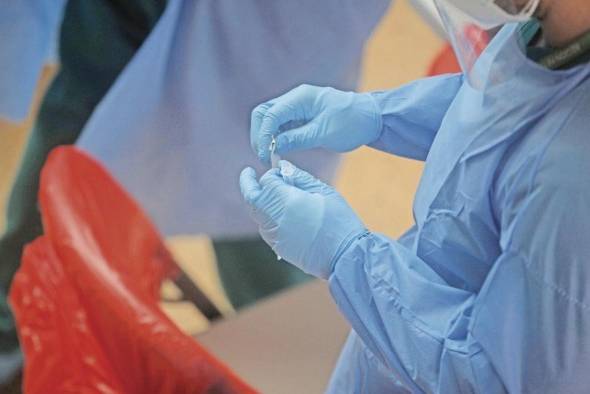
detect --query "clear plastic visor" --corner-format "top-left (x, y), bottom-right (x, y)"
top-left (433, 0), bottom-right (539, 88)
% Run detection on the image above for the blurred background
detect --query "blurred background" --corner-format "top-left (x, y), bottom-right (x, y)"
top-left (0, 1), bottom-right (455, 391)
top-left (0, 0), bottom-right (442, 334)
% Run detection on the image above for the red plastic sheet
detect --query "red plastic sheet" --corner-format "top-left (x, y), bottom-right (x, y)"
top-left (10, 147), bottom-right (256, 393)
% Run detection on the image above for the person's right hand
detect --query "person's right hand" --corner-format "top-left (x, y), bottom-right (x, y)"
top-left (250, 84), bottom-right (383, 165)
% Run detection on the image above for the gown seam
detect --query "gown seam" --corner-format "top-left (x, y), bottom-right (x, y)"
top-left (505, 249), bottom-right (590, 313)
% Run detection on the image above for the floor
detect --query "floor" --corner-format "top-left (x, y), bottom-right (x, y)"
top-left (0, 0), bottom-right (443, 333)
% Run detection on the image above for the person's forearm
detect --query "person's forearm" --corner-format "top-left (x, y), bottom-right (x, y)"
top-left (368, 73), bottom-right (463, 160)
top-left (328, 232), bottom-right (507, 393)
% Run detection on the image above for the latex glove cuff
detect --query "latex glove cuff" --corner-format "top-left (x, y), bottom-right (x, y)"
top-left (326, 229), bottom-right (372, 278)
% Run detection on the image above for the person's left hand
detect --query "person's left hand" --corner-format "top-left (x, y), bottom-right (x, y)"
top-left (239, 161), bottom-right (368, 279)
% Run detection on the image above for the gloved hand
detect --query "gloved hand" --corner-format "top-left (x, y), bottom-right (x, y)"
top-left (239, 161), bottom-right (368, 279)
top-left (250, 84), bottom-right (383, 165)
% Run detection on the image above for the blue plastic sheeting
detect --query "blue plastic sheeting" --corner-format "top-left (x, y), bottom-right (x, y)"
top-left (0, 0), bottom-right (65, 122)
top-left (77, 0), bottom-right (390, 237)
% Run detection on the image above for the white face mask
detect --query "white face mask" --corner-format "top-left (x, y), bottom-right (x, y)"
top-left (444, 0), bottom-right (540, 28)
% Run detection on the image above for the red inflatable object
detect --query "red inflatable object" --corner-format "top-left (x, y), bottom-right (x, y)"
top-left (427, 43), bottom-right (461, 76)
top-left (10, 147), bottom-right (256, 394)
top-left (428, 26), bottom-right (490, 76)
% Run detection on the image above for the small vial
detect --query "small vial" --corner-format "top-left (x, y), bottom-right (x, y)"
top-left (270, 137), bottom-right (281, 169)
top-left (271, 136), bottom-right (282, 261)
top-left (278, 160), bottom-right (295, 186)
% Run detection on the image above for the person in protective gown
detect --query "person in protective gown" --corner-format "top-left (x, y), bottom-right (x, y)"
top-left (242, 0), bottom-right (590, 391)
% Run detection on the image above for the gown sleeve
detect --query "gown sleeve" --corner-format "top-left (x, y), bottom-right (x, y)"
top-left (368, 73), bottom-right (463, 161)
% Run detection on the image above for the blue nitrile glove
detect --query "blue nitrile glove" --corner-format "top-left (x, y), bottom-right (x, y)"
top-left (239, 161), bottom-right (368, 279)
top-left (250, 84), bottom-right (383, 165)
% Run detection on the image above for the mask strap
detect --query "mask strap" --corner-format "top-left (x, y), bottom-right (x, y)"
top-left (519, 0), bottom-right (540, 19)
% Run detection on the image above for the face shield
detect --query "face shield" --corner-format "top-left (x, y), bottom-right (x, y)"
top-left (434, 0), bottom-right (540, 88)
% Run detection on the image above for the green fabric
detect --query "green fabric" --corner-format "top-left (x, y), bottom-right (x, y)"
top-left (539, 30), bottom-right (590, 70)
top-left (572, 51), bottom-right (590, 67)
top-left (519, 20), bottom-right (542, 47)
top-left (521, 20), bottom-right (590, 69)
top-left (0, 0), bottom-right (167, 353)
top-left (214, 238), bottom-right (312, 310)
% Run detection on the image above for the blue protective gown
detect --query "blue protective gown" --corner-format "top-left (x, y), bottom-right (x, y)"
top-left (326, 25), bottom-right (590, 393)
